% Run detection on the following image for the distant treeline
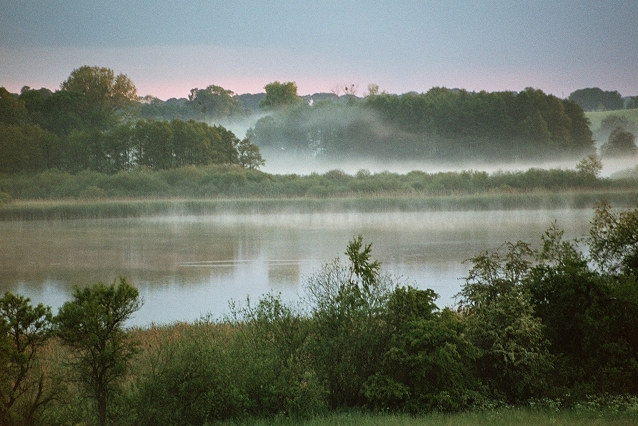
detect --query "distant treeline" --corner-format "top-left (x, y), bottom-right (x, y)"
top-left (4, 65), bottom-right (638, 174)
top-left (0, 117), bottom-right (252, 174)
top-left (569, 87), bottom-right (638, 112)
top-left (251, 87), bottom-right (595, 161)
top-left (0, 67), bottom-right (264, 175)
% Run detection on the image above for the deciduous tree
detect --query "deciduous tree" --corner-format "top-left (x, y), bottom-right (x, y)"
top-left (56, 278), bottom-right (141, 426)
top-left (0, 293), bottom-right (53, 426)
top-left (259, 81), bottom-right (301, 110)
top-left (601, 127), bottom-right (637, 157)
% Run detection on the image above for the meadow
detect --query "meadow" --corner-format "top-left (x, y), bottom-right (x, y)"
top-left (586, 107), bottom-right (638, 131)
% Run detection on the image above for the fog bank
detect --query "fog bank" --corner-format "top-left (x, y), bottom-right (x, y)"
top-left (260, 149), bottom-right (637, 178)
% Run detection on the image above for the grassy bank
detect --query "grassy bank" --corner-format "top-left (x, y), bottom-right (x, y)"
top-left (230, 407), bottom-right (638, 425)
top-left (1, 189), bottom-right (638, 220)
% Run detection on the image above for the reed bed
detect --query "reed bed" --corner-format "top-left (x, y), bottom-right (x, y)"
top-left (1, 190), bottom-right (638, 221)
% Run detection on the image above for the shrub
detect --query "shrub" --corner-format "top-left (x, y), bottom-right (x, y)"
top-left (78, 185), bottom-right (106, 199)
top-left (132, 323), bottom-right (250, 425)
top-left (363, 287), bottom-right (480, 413)
top-left (304, 236), bottom-right (397, 408)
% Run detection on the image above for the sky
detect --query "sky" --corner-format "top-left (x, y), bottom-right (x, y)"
top-left (1, 0), bottom-right (637, 100)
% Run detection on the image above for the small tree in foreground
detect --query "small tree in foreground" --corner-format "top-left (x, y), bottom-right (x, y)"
top-left (458, 241), bottom-right (553, 402)
top-left (56, 278), bottom-right (141, 426)
top-left (304, 236), bottom-right (397, 408)
top-left (0, 293), bottom-right (53, 425)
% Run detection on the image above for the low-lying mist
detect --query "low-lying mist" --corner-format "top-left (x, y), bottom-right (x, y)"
top-left (204, 96), bottom-right (638, 179)
top-left (258, 149), bottom-right (637, 178)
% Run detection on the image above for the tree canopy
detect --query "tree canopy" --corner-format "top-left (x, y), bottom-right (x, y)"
top-left (568, 87), bottom-right (624, 111)
top-left (250, 87), bottom-right (595, 161)
top-left (1, 66), bottom-right (264, 174)
top-left (60, 66), bottom-right (137, 112)
top-left (259, 81), bottom-right (301, 110)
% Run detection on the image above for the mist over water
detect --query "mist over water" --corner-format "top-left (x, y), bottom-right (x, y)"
top-left (0, 209), bottom-right (594, 326)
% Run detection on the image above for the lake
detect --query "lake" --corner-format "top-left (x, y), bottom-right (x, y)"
top-left (0, 208), bottom-right (594, 326)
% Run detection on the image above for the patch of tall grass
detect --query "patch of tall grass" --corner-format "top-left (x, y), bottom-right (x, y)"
top-left (229, 405), bottom-right (638, 425)
top-left (221, 406), bottom-right (638, 426)
top-left (2, 165), bottom-right (637, 203)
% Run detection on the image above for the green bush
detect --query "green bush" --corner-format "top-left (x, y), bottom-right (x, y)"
top-left (304, 236), bottom-right (397, 408)
top-left (133, 323), bottom-right (250, 425)
top-left (363, 287), bottom-right (480, 413)
top-left (134, 294), bottom-right (326, 424)
top-left (227, 294), bottom-right (327, 418)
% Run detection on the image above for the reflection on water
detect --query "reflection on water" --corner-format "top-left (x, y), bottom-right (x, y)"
top-left (0, 209), bottom-right (593, 326)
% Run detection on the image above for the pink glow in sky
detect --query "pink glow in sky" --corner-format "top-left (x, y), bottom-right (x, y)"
top-left (2, 1), bottom-right (637, 99)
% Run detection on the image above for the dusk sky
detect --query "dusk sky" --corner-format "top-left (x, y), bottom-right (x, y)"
top-left (1, 0), bottom-right (637, 100)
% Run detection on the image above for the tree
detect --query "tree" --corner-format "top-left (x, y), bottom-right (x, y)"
top-left (0, 87), bottom-right (29, 125)
top-left (132, 120), bottom-right (174, 169)
top-left (526, 217), bottom-right (638, 394)
top-left (18, 87), bottom-right (53, 126)
top-left (187, 85), bottom-right (243, 119)
top-left (601, 127), bottom-right (637, 157)
top-left (588, 200), bottom-right (638, 275)
top-left (458, 241), bottom-right (553, 402)
top-left (60, 66), bottom-right (137, 129)
top-left (236, 136), bottom-right (265, 170)
top-left (599, 114), bottom-right (630, 135)
top-left (561, 98), bottom-right (594, 153)
top-left (0, 123), bottom-right (59, 173)
top-left (568, 87), bottom-right (623, 111)
top-left (0, 293), bottom-right (54, 426)
top-left (575, 154), bottom-right (602, 178)
top-left (304, 236), bottom-right (396, 407)
top-left (366, 83), bottom-right (380, 98)
top-left (259, 81), bottom-right (301, 110)
top-left (363, 287), bottom-right (479, 413)
top-left (56, 278), bottom-right (142, 426)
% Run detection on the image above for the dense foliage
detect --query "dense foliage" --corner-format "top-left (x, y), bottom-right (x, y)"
top-left (0, 67), bottom-right (264, 174)
top-left (250, 87), bottom-right (595, 161)
top-left (1, 204), bottom-right (638, 424)
top-left (568, 88), bottom-right (626, 112)
top-left (2, 66), bottom-right (611, 174)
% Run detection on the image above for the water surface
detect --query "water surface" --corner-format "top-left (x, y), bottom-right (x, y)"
top-left (0, 209), bottom-right (593, 326)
